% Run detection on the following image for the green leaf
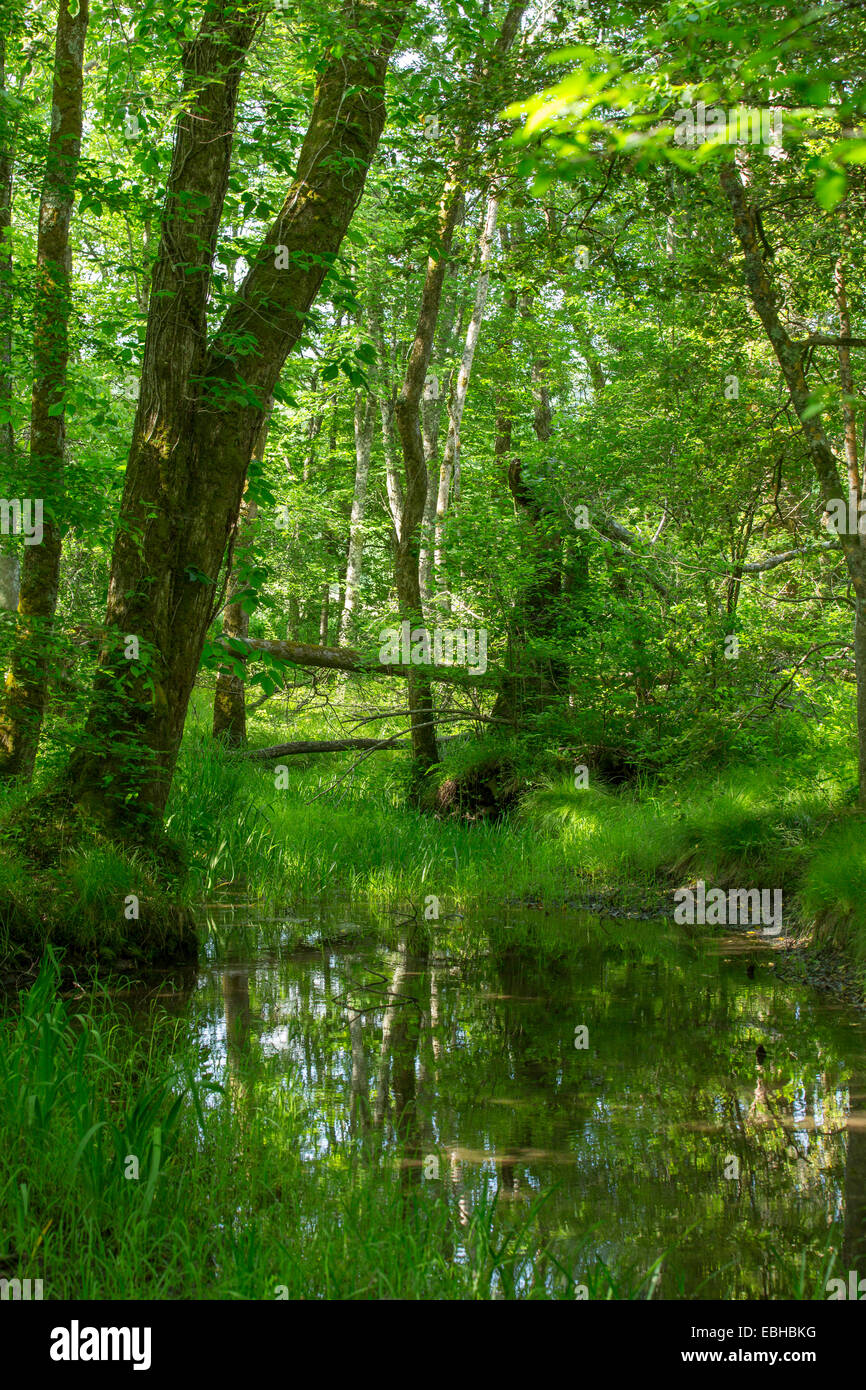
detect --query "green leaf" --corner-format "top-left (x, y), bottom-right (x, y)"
top-left (814, 169), bottom-right (846, 210)
top-left (271, 382), bottom-right (299, 408)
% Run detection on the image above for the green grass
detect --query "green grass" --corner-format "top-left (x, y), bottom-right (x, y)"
top-left (160, 696), bottom-right (866, 978)
top-left (0, 952), bottom-right (625, 1300)
top-left (800, 820), bottom-right (866, 965)
top-left (0, 948), bottom-right (843, 1301)
top-left (2, 684), bottom-right (865, 973)
top-left (0, 791), bottom-right (196, 970)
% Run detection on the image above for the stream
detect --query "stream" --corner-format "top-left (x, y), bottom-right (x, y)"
top-left (137, 903), bottom-right (866, 1299)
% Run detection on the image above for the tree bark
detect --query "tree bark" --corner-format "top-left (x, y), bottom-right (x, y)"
top-left (0, 0), bottom-right (89, 779)
top-left (392, 164), bottom-right (465, 778)
top-left (249, 735), bottom-right (413, 758)
top-left (212, 410), bottom-right (271, 745)
top-left (492, 275), bottom-right (567, 728)
top-left (834, 205), bottom-right (860, 504)
top-left (318, 586), bottom-right (331, 645)
top-left (418, 253), bottom-right (460, 606)
top-left (66, 0), bottom-right (413, 827)
top-left (338, 390), bottom-right (374, 644)
top-left (225, 633), bottom-right (495, 687)
top-left (432, 183), bottom-right (499, 610)
top-left (368, 291), bottom-right (403, 525)
top-left (0, 39), bottom-right (18, 625)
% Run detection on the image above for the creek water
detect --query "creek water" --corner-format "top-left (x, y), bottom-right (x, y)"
top-left (147, 902), bottom-right (866, 1298)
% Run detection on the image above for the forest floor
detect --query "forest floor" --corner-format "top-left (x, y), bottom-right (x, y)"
top-left (2, 689), bottom-right (865, 999)
top-left (162, 692), bottom-right (866, 997)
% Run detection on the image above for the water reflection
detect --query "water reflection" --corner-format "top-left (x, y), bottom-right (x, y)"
top-left (182, 906), bottom-right (866, 1297)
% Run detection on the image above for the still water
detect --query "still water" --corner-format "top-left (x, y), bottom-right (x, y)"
top-left (158, 903), bottom-right (866, 1298)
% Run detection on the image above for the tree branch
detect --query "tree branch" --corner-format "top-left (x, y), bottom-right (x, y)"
top-left (736, 540), bottom-right (841, 573)
top-left (217, 635), bottom-right (498, 687)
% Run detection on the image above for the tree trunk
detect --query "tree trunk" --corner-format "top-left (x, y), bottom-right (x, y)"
top-left (318, 586), bottom-right (330, 645)
top-left (302, 372), bottom-right (326, 482)
top-left (0, 552), bottom-right (17, 612)
top-left (432, 183), bottom-right (499, 609)
top-left (221, 632), bottom-right (495, 687)
top-left (368, 292), bottom-right (404, 533)
top-left (492, 280), bottom-right (566, 729)
top-left (338, 390), bottom-right (374, 644)
top-left (212, 410), bottom-right (271, 745)
top-left (287, 594), bottom-right (301, 640)
top-left (389, 4), bottom-right (524, 785)
top-left (835, 205), bottom-right (860, 503)
top-left (66, 0), bottom-right (412, 828)
top-left (392, 168), bottom-right (464, 776)
top-left (418, 254), bottom-right (460, 607)
top-left (0, 31), bottom-right (21, 561)
top-left (0, 0), bottom-right (89, 780)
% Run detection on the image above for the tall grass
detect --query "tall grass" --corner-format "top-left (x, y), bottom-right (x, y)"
top-left (3, 684), bottom-right (863, 966)
top-left (0, 950), bottom-right (839, 1300)
top-left (167, 707), bottom-right (866, 973)
top-left (0, 954), bottom-right (624, 1299)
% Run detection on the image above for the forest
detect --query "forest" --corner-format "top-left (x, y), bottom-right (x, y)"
top-left (2, 0), bottom-right (866, 1315)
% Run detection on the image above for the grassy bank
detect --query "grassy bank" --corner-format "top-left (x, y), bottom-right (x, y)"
top-left (1, 688), bottom-right (864, 982)
top-left (0, 784), bottom-right (197, 974)
top-left (159, 695), bottom-right (866, 982)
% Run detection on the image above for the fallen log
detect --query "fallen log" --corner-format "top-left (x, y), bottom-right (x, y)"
top-left (216, 636), bottom-right (497, 688)
top-left (246, 735), bottom-right (412, 759)
top-left (232, 637), bottom-right (380, 674)
top-left (245, 731), bottom-right (470, 760)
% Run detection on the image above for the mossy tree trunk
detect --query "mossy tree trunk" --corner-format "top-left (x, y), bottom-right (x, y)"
top-left (0, 34), bottom-right (21, 624)
top-left (66, 0), bottom-right (413, 828)
top-left (392, 167), bottom-right (465, 780)
top-left (0, 0), bottom-right (89, 780)
top-left (212, 410), bottom-right (271, 747)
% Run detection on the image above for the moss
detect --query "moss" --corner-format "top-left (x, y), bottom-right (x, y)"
top-left (0, 787), bottom-right (197, 972)
top-left (423, 748), bottom-right (526, 821)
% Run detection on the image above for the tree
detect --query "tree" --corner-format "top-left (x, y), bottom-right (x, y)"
top-left (720, 158), bottom-right (866, 805)
top-left (212, 407), bottom-right (271, 746)
top-left (0, 0), bottom-right (90, 778)
top-left (64, 0), bottom-right (413, 827)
